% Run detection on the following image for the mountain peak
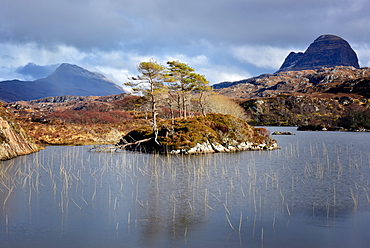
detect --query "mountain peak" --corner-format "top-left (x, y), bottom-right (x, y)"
top-left (314, 34), bottom-right (343, 42)
top-left (277, 34), bottom-right (360, 72)
top-left (55, 63), bottom-right (81, 72)
top-left (54, 63), bottom-right (91, 73)
top-left (0, 63), bottom-right (125, 102)
top-left (51, 63), bottom-right (108, 81)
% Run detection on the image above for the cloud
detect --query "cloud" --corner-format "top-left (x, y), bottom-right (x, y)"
top-left (2, 0), bottom-right (370, 50)
top-left (231, 46), bottom-right (296, 70)
top-left (0, 0), bottom-right (369, 85)
top-left (0, 43), bottom-right (86, 66)
top-left (0, 42), bottom-right (237, 85)
top-left (352, 43), bottom-right (370, 67)
top-left (0, 0), bottom-right (134, 49)
top-left (0, 42), bottom-right (88, 80)
top-left (15, 63), bottom-right (59, 80)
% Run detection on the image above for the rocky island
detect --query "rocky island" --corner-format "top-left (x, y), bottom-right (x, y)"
top-left (116, 113), bottom-right (277, 154)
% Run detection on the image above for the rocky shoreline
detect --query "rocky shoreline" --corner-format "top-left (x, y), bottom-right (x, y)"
top-left (0, 115), bottom-right (41, 161)
top-left (170, 140), bottom-right (278, 154)
top-left (297, 124), bottom-right (370, 132)
top-left (116, 137), bottom-right (279, 155)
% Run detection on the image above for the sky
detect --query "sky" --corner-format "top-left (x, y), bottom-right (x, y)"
top-left (1, 0), bottom-right (370, 87)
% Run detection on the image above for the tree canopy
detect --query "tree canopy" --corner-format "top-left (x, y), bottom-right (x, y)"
top-left (166, 61), bottom-right (209, 118)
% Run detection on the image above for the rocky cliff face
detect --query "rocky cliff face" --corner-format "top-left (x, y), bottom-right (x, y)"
top-left (0, 106), bottom-right (40, 160)
top-left (277, 34), bottom-right (359, 72)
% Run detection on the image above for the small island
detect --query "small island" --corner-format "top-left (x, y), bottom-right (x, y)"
top-left (116, 113), bottom-right (277, 154)
top-left (272, 131), bottom-right (295, 135)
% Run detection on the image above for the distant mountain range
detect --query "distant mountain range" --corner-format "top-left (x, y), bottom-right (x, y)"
top-left (0, 63), bottom-right (125, 102)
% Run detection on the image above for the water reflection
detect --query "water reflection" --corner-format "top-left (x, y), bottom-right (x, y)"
top-left (0, 128), bottom-right (369, 247)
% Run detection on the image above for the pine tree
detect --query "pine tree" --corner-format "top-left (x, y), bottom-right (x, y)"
top-left (166, 61), bottom-right (205, 118)
top-left (125, 60), bottom-right (166, 143)
top-left (191, 73), bottom-right (211, 116)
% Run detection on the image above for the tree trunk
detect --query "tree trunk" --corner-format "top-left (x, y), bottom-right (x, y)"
top-left (168, 100), bottom-right (174, 125)
top-left (183, 93), bottom-right (187, 119)
top-left (151, 82), bottom-right (159, 145)
top-left (199, 92), bottom-right (207, 116)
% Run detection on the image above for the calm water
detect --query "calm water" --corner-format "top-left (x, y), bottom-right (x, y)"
top-left (0, 127), bottom-right (369, 248)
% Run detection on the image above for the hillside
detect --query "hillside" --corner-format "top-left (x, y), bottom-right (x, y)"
top-left (0, 63), bottom-right (125, 102)
top-left (213, 66), bottom-right (370, 130)
top-left (6, 94), bottom-right (138, 124)
top-left (242, 94), bottom-right (370, 130)
top-left (4, 94), bottom-right (145, 145)
top-left (214, 66), bottom-right (370, 99)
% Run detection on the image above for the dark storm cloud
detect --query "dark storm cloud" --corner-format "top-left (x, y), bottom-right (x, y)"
top-left (0, 0), bottom-right (134, 49)
top-left (1, 0), bottom-right (369, 83)
top-left (2, 0), bottom-right (369, 50)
